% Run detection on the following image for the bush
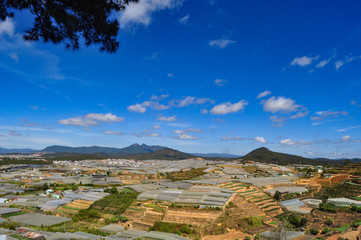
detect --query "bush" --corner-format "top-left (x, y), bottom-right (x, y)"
top-left (322, 227), bottom-right (331, 234)
top-left (325, 217), bottom-right (334, 226)
top-left (309, 228), bottom-right (319, 235)
top-left (248, 216), bottom-right (263, 228)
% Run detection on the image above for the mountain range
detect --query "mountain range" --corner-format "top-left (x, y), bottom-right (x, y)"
top-left (0, 144), bottom-right (360, 164)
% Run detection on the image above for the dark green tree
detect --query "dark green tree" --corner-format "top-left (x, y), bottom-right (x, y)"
top-left (42, 182), bottom-right (49, 190)
top-left (0, 0), bottom-right (137, 53)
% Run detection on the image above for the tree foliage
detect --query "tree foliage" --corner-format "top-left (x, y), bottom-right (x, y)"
top-left (0, 0), bottom-right (137, 53)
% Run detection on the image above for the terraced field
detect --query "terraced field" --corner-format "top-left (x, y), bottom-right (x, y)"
top-left (57, 200), bottom-right (94, 215)
top-left (163, 208), bottom-right (221, 226)
top-left (122, 200), bottom-right (166, 230)
top-left (219, 182), bottom-right (283, 222)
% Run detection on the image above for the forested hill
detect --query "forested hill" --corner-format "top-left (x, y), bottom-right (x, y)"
top-left (242, 147), bottom-right (350, 166)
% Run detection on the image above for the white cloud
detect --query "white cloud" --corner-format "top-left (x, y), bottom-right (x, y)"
top-left (201, 109), bottom-right (208, 114)
top-left (221, 136), bottom-right (245, 141)
top-left (270, 116), bottom-right (286, 123)
top-left (214, 79), bottom-right (226, 86)
top-left (209, 37), bottom-right (236, 49)
top-left (86, 113), bottom-right (124, 122)
top-left (254, 136), bottom-right (267, 143)
top-left (127, 103), bottom-right (147, 113)
top-left (340, 135), bottom-right (351, 142)
top-left (173, 128), bottom-right (202, 134)
top-left (176, 133), bottom-right (198, 140)
top-left (147, 133), bottom-right (161, 137)
top-left (262, 96), bottom-right (303, 114)
top-left (316, 57), bottom-right (332, 68)
top-left (210, 100), bottom-right (248, 115)
top-left (257, 90), bottom-right (271, 99)
top-left (290, 56), bottom-right (318, 67)
top-left (167, 73), bottom-right (173, 77)
top-left (157, 115), bottom-right (177, 122)
top-left (334, 55), bottom-right (359, 70)
top-left (58, 117), bottom-right (97, 127)
top-left (280, 138), bottom-right (295, 146)
top-left (335, 60), bottom-right (344, 70)
top-left (8, 130), bottom-right (21, 136)
top-left (177, 96), bottom-right (214, 107)
top-left (128, 95), bottom-right (214, 113)
top-left (289, 110), bottom-right (309, 119)
top-left (103, 130), bottom-right (124, 136)
top-left (119, 0), bottom-right (183, 28)
top-left (179, 14), bottom-right (190, 24)
top-left (152, 125), bottom-right (161, 129)
top-left (0, 18), bottom-right (15, 37)
top-left (58, 113), bottom-right (124, 127)
top-left (311, 110), bottom-right (348, 121)
top-left (173, 128), bottom-right (201, 140)
top-left (280, 138), bottom-right (312, 146)
top-left (337, 125), bottom-right (361, 132)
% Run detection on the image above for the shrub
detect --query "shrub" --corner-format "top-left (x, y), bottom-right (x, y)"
top-left (309, 228), bottom-right (319, 235)
top-left (325, 217), bottom-right (334, 226)
top-left (322, 227), bottom-right (331, 234)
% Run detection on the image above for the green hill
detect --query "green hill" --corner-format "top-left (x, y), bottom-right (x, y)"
top-left (122, 148), bottom-right (197, 160)
top-left (242, 147), bottom-right (342, 165)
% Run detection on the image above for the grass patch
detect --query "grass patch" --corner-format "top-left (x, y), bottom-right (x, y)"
top-left (2, 211), bottom-right (26, 218)
top-left (62, 205), bottom-right (81, 211)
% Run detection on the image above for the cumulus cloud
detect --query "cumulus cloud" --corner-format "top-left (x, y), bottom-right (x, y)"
top-left (128, 95), bottom-right (214, 113)
top-left (0, 18), bottom-right (15, 37)
top-left (179, 14), bottom-right (190, 24)
top-left (86, 113), bottom-right (124, 122)
top-left (157, 115), bottom-right (177, 122)
top-left (152, 125), bottom-right (161, 129)
top-left (210, 100), bottom-right (248, 115)
top-left (119, 0), bottom-right (184, 28)
top-left (127, 104), bottom-right (147, 113)
top-left (103, 130), bottom-right (124, 136)
top-left (209, 37), bottom-right (236, 49)
top-left (58, 113), bottom-right (124, 127)
top-left (257, 90), bottom-right (271, 99)
top-left (280, 138), bottom-right (313, 146)
top-left (58, 117), bottom-right (97, 127)
top-left (311, 110), bottom-right (348, 121)
top-left (290, 56), bottom-right (319, 67)
top-left (175, 133), bottom-right (198, 140)
top-left (262, 96), bottom-right (306, 115)
top-left (214, 79), bottom-right (226, 86)
top-left (338, 135), bottom-right (361, 143)
top-left (254, 136), bottom-right (267, 143)
top-left (173, 128), bottom-right (201, 140)
top-left (340, 135), bottom-right (351, 142)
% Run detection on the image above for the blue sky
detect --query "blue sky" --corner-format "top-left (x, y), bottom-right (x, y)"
top-left (1, 0), bottom-right (361, 158)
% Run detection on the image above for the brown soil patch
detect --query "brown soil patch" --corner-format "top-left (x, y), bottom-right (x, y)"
top-left (163, 209), bottom-right (221, 226)
top-left (203, 230), bottom-right (250, 240)
top-left (306, 210), bottom-right (361, 229)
